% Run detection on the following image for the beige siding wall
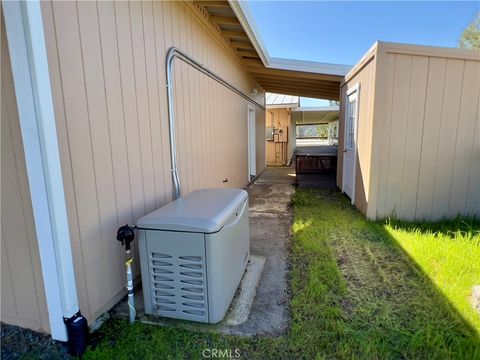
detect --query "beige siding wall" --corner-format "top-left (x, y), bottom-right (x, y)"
top-left (338, 52), bottom-right (377, 214)
top-left (370, 44), bottom-right (480, 220)
top-left (40, 0), bottom-right (265, 323)
top-left (1, 15), bottom-right (50, 333)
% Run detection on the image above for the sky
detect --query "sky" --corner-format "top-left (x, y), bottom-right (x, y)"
top-left (246, 1), bottom-right (479, 105)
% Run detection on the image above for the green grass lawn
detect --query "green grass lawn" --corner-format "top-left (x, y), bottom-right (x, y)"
top-left (84, 189), bottom-right (480, 360)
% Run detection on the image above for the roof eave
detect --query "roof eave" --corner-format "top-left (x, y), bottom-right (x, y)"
top-left (228, 0), bottom-right (270, 66)
top-left (228, 0), bottom-right (351, 77)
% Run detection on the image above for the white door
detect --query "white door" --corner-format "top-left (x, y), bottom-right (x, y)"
top-left (342, 84), bottom-right (360, 203)
top-left (247, 106), bottom-right (256, 180)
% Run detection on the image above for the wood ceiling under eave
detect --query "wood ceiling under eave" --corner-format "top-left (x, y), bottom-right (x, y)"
top-left (193, 0), bottom-right (342, 101)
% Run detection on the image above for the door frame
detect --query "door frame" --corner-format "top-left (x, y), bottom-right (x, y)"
top-left (247, 105), bottom-right (256, 180)
top-left (342, 83), bottom-right (361, 204)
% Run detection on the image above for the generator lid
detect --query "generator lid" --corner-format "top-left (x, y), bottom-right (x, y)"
top-left (136, 188), bottom-right (248, 233)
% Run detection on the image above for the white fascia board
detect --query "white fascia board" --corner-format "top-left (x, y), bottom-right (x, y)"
top-left (268, 57), bottom-right (351, 76)
top-left (228, 1), bottom-right (351, 77)
top-left (3, 0), bottom-right (79, 341)
top-left (266, 103), bottom-right (299, 109)
top-left (292, 105), bottom-right (340, 112)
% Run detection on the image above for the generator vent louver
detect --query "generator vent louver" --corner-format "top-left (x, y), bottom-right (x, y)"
top-left (150, 252), bottom-right (206, 317)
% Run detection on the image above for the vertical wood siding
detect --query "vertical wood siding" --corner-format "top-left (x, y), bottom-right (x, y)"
top-left (371, 46), bottom-right (480, 220)
top-left (1, 14), bottom-right (50, 333)
top-left (340, 43), bottom-right (478, 221)
top-left (40, 0), bottom-right (265, 323)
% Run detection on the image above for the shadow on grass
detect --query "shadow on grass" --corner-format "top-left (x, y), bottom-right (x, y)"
top-left (290, 189), bottom-right (480, 359)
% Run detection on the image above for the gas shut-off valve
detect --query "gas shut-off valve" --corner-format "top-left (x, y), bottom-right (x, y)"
top-left (117, 224), bottom-right (135, 251)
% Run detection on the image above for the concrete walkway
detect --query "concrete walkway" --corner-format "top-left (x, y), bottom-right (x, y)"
top-left (239, 166), bottom-right (294, 335)
top-left (111, 166), bottom-right (294, 336)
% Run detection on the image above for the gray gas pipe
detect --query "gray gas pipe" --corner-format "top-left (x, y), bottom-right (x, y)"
top-left (116, 225), bottom-right (136, 324)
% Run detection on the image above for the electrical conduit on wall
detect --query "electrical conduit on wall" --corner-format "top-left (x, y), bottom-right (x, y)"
top-left (165, 47), bottom-right (265, 199)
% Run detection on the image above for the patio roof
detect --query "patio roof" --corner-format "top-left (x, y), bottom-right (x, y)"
top-left (192, 1), bottom-right (351, 100)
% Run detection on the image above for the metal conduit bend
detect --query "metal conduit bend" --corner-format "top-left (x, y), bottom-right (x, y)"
top-left (165, 47), bottom-right (265, 200)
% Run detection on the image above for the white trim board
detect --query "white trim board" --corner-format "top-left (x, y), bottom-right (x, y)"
top-left (247, 104), bottom-right (257, 179)
top-left (3, 0), bottom-right (79, 341)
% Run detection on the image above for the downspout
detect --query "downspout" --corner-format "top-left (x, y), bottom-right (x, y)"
top-left (3, 1), bottom-right (87, 356)
top-left (165, 47), bottom-right (265, 199)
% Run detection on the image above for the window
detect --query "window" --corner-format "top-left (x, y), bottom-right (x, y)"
top-left (328, 120), bottom-right (339, 145)
top-left (345, 86), bottom-right (359, 150)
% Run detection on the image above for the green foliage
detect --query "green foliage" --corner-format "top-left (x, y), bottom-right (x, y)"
top-left (296, 124), bottom-right (329, 138)
top-left (316, 124), bottom-right (329, 138)
top-left (84, 190), bottom-right (480, 359)
top-left (459, 12), bottom-right (480, 49)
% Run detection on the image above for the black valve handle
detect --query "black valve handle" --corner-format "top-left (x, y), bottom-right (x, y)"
top-left (117, 224), bottom-right (135, 251)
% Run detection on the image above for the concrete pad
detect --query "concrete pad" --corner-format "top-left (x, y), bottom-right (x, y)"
top-left (110, 166), bottom-right (294, 336)
top-left (224, 255), bottom-right (265, 325)
top-left (112, 255), bottom-right (266, 332)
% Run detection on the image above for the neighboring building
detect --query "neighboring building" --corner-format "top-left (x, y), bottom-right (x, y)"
top-left (265, 93), bottom-right (298, 165)
top-left (1, 0), bottom-right (478, 346)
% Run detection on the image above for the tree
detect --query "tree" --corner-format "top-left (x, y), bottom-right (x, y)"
top-left (316, 124), bottom-right (329, 138)
top-left (459, 13), bottom-right (480, 50)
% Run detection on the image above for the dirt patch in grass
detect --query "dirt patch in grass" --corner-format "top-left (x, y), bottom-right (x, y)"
top-left (471, 286), bottom-right (480, 315)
